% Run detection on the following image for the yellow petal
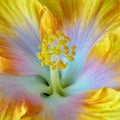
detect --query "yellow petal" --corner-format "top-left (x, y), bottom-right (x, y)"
top-left (0, 56), bottom-right (16, 74)
top-left (78, 88), bottom-right (120, 120)
top-left (0, 0), bottom-right (46, 75)
top-left (0, 96), bottom-right (43, 120)
top-left (0, 98), bottom-right (26, 120)
top-left (39, 0), bottom-right (120, 29)
top-left (85, 27), bottom-right (120, 89)
top-left (0, 37), bottom-right (18, 74)
top-left (0, 0), bottom-right (45, 38)
top-left (88, 27), bottom-right (120, 69)
top-left (40, 8), bottom-right (61, 38)
top-left (38, 0), bottom-right (83, 23)
top-left (0, 37), bottom-right (41, 75)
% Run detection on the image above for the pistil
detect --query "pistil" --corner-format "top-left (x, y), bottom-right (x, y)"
top-left (50, 68), bottom-right (63, 95)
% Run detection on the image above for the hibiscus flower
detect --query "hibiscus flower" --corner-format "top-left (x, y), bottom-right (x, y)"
top-left (0, 0), bottom-right (120, 119)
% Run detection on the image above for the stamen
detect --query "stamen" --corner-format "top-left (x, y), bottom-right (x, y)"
top-left (38, 31), bottom-right (76, 70)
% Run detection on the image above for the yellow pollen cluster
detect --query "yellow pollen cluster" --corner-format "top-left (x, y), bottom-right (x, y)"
top-left (37, 31), bottom-right (76, 70)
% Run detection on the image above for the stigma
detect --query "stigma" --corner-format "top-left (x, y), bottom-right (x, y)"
top-left (37, 31), bottom-right (76, 70)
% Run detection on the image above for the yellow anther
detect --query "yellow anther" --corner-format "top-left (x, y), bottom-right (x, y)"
top-left (57, 60), bottom-right (64, 66)
top-left (45, 61), bottom-right (50, 66)
top-left (54, 48), bottom-right (61, 55)
top-left (53, 35), bottom-right (57, 40)
top-left (37, 53), bottom-right (42, 59)
top-left (50, 61), bottom-right (54, 66)
top-left (37, 31), bottom-right (76, 70)
top-left (48, 37), bottom-right (54, 43)
top-left (42, 38), bottom-right (48, 44)
top-left (41, 45), bottom-right (48, 51)
top-left (44, 53), bottom-right (51, 59)
top-left (57, 60), bottom-right (66, 70)
top-left (65, 37), bottom-right (71, 42)
top-left (41, 62), bottom-right (45, 66)
top-left (57, 31), bottom-right (64, 36)
top-left (64, 51), bottom-right (69, 55)
top-left (59, 40), bottom-right (66, 45)
top-left (72, 46), bottom-right (77, 50)
top-left (52, 65), bottom-right (57, 70)
top-left (64, 45), bottom-right (69, 50)
top-left (67, 55), bottom-right (74, 61)
top-left (72, 51), bottom-right (76, 55)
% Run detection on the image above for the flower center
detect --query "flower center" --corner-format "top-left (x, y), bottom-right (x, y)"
top-left (38, 31), bottom-right (76, 70)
